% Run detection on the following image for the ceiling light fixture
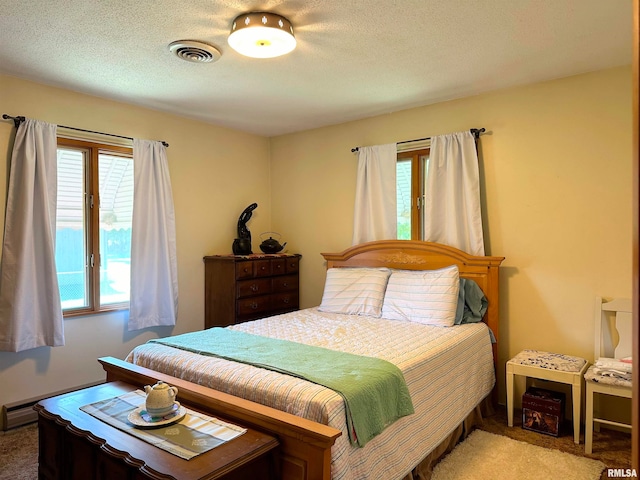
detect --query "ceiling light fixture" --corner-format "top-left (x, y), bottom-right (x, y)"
top-left (228, 12), bottom-right (296, 59)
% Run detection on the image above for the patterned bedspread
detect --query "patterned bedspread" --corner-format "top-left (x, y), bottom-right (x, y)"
top-left (126, 308), bottom-right (495, 480)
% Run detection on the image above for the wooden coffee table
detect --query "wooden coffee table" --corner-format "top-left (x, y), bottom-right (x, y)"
top-left (35, 381), bottom-right (279, 480)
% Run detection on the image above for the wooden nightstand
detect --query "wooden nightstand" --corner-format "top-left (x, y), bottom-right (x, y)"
top-left (35, 381), bottom-right (279, 480)
top-left (204, 253), bottom-right (301, 328)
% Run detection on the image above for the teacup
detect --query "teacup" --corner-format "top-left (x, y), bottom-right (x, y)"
top-left (146, 401), bottom-right (180, 418)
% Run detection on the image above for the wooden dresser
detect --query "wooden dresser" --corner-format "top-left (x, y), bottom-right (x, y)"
top-left (204, 253), bottom-right (301, 328)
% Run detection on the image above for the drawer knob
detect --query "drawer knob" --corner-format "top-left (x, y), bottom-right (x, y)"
top-left (282, 282), bottom-right (288, 287)
top-left (251, 302), bottom-right (258, 309)
top-left (250, 284), bottom-right (259, 292)
top-left (283, 298), bottom-right (289, 304)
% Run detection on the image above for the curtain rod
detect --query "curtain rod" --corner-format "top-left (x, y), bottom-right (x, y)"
top-left (2, 114), bottom-right (169, 148)
top-left (350, 127), bottom-right (485, 153)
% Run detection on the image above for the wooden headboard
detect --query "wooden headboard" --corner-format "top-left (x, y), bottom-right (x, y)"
top-left (321, 240), bottom-right (505, 366)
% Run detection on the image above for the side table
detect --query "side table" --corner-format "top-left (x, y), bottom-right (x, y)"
top-left (35, 381), bottom-right (279, 480)
top-left (506, 349), bottom-right (588, 444)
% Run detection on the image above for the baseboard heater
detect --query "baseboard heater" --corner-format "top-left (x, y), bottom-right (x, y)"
top-left (2, 380), bottom-right (104, 430)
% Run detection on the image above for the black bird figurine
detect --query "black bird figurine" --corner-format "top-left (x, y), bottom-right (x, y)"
top-left (232, 203), bottom-right (257, 255)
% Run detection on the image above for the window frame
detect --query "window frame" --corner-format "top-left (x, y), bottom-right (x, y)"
top-left (397, 147), bottom-right (429, 240)
top-left (57, 137), bottom-right (133, 317)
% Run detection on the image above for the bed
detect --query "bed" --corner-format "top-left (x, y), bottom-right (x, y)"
top-left (99, 240), bottom-right (504, 480)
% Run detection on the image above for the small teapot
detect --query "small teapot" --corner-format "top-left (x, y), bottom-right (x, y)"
top-left (144, 381), bottom-right (179, 418)
top-left (259, 232), bottom-right (287, 254)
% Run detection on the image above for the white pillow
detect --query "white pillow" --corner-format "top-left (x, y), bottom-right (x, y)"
top-left (381, 265), bottom-right (460, 327)
top-left (318, 267), bottom-right (391, 317)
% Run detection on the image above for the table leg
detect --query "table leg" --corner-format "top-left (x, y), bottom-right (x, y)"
top-left (506, 365), bottom-right (514, 427)
top-left (572, 381), bottom-right (581, 444)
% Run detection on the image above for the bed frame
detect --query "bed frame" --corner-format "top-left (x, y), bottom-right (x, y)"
top-left (99, 240), bottom-right (504, 480)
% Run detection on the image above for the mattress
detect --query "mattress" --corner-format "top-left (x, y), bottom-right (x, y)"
top-left (126, 307), bottom-right (495, 480)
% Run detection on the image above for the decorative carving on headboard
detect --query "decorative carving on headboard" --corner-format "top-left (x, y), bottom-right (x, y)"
top-left (378, 253), bottom-right (425, 264)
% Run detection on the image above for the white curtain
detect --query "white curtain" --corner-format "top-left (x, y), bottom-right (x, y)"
top-left (423, 131), bottom-right (485, 255)
top-left (352, 143), bottom-right (397, 245)
top-left (0, 119), bottom-right (64, 352)
top-left (129, 139), bottom-right (178, 331)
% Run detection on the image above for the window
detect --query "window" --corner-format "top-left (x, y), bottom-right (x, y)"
top-left (396, 148), bottom-right (429, 240)
top-left (56, 138), bottom-right (133, 315)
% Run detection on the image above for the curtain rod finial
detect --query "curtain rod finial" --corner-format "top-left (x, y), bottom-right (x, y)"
top-left (2, 114), bottom-right (26, 128)
top-left (16, 116), bottom-right (26, 128)
top-left (471, 128), bottom-right (485, 139)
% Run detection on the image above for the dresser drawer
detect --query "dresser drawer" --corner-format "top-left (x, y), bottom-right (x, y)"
top-left (237, 278), bottom-right (272, 298)
top-left (271, 258), bottom-right (286, 276)
top-left (272, 274), bottom-right (297, 293)
top-left (272, 292), bottom-right (299, 312)
top-left (235, 261), bottom-right (255, 279)
top-left (237, 296), bottom-right (273, 317)
top-left (286, 257), bottom-right (299, 274)
top-left (254, 259), bottom-right (272, 277)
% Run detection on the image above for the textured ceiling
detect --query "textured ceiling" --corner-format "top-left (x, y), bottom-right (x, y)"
top-left (0, 1), bottom-right (632, 137)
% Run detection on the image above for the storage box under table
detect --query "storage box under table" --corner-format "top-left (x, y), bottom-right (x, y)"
top-left (522, 387), bottom-right (565, 436)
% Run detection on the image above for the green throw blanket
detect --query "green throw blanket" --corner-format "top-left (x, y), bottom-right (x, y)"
top-left (149, 328), bottom-right (414, 447)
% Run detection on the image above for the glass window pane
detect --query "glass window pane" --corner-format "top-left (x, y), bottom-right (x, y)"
top-left (99, 153), bottom-right (132, 306)
top-left (396, 158), bottom-right (412, 240)
top-left (56, 148), bottom-right (88, 309)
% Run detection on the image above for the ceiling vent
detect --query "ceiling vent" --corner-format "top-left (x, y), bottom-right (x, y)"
top-left (168, 40), bottom-right (221, 63)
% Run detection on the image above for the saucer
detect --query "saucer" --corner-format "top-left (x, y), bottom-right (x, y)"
top-left (128, 402), bottom-right (186, 427)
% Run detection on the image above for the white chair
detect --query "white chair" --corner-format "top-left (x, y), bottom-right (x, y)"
top-left (584, 297), bottom-right (632, 454)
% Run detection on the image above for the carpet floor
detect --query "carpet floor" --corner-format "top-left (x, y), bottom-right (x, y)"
top-left (0, 406), bottom-right (631, 479)
top-left (482, 407), bottom-right (632, 480)
top-left (0, 422), bottom-right (38, 480)
top-left (433, 429), bottom-right (606, 480)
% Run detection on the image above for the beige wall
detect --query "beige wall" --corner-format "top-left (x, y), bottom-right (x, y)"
top-left (270, 66), bottom-right (633, 404)
top-left (0, 66), bottom-right (632, 414)
top-left (0, 74), bottom-right (271, 408)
